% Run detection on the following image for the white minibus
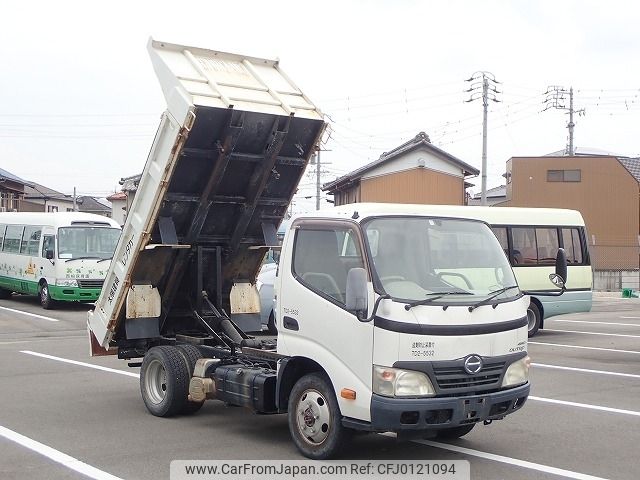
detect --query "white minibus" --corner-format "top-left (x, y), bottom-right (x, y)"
top-left (0, 212), bottom-right (121, 308)
top-left (459, 206), bottom-right (592, 336)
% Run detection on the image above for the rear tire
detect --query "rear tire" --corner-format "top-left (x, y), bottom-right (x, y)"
top-left (436, 423), bottom-right (475, 439)
top-left (140, 346), bottom-right (190, 417)
top-left (288, 373), bottom-right (349, 459)
top-left (39, 281), bottom-right (56, 310)
top-left (176, 344), bottom-right (205, 415)
top-left (527, 301), bottom-right (541, 337)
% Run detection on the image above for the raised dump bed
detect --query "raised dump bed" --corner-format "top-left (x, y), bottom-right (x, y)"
top-left (88, 39), bottom-right (325, 350)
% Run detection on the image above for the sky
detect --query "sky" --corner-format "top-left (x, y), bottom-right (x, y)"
top-left (1, 0), bottom-right (639, 213)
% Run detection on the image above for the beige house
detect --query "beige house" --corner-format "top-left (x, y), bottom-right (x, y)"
top-left (323, 132), bottom-right (479, 206)
top-left (501, 152), bottom-right (640, 288)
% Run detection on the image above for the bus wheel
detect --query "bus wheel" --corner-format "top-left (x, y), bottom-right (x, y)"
top-left (527, 301), bottom-right (541, 337)
top-left (140, 346), bottom-right (190, 417)
top-left (0, 287), bottom-right (12, 299)
top-left (39, 282), bottom-right (56, 310)
top-left (288, 373), bottom-right (349, 459)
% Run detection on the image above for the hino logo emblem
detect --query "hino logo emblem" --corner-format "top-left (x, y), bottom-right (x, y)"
top-left (464, 355), bottom-right (483, 374)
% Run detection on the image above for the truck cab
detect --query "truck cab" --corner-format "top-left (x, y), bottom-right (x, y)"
top-left (274, 204), bottom-right (531, 455)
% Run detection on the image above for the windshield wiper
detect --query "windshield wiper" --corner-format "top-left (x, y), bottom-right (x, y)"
top-left (97, 256), bottom-right (113, 263)
top-left (468, 285), bottom-right (520, 312)
top-left (65, 256), bottom-right (101, 262)
top-left (404, 290), bottom-right (473, 310)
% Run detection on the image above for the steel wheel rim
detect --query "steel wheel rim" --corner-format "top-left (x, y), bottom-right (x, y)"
top-left (145, 359), bottom-right (167, 404)
top-left (40, 285), bottom-right (48, 302)
top-left (526, 308), bottom-right (536, 331)
top-left (296, 388), bottom-right (331, 445)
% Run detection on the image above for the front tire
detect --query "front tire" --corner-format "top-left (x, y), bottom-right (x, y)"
top-left (39, 282), bottom-right (56, 310)
top-left (288, 373), bottom-right (348, 459)
top-left (436, 423), bottom-right (475, 439)
top-left (527, 301), bottom-right (541, 337)
top-left (140, 346), bottom-right (190, 417)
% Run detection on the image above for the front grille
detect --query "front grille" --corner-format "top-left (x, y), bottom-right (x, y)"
top-left (433, 361), bottom-right (505, 390)
top-left (77, 279), bottom-right (104, 289)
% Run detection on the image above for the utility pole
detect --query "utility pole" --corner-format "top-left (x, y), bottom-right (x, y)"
top-left (465, 72), bottom-right (501, 205)
top-left (73, 187), bottom-right (77, 211)
top-left (543, 86), bottom-right (585, 156)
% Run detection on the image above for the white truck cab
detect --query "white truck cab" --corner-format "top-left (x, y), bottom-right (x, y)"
top-left (273, 204), bottom-right (533, 455)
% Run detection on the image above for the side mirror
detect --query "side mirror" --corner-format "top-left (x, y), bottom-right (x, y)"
top-left (549, 248), bottom-right (567, 289)
top-left (346, 267), bottom-right (368, 318)
top-left (46, 249), bottom-right (54, 260)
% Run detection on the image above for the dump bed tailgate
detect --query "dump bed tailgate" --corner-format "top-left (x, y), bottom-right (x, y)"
top-left (88, 39), bottom-right (325, 348)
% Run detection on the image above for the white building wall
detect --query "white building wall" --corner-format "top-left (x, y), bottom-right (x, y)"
top-left (361, 149), bottom-right (463, 180)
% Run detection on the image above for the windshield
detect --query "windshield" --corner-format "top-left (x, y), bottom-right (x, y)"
top-left (364, 217), bottom-right (519, 304)
top-left (57, 227), bottom-right (121, 260)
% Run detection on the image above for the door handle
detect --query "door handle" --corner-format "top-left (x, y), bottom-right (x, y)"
top-left (283, 316), bottom-right (299, 331)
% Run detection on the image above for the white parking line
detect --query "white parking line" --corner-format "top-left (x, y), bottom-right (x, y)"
top-left (529, 396), bottom-right (640, 417)
top-left (549, 319), bottom-right (640, 327)
top-left (529, 341), bottom-right (640, 355)
top-left (620, 316), bottom-right (640, 319)
top-left (415, 439), bottom-right (609, 480)
top-left (544, 329), bottom-right (640, 339)
top-left (0, 305), bottom-right (58, 322)
top-left (532, 362), bottom-right (640, 379)
top-left (20, 351), bottom-right (139, 378)
top-left (0, 425), bottom-right (124, 480)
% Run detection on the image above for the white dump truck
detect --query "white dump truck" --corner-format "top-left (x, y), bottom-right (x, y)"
top-left (88, 39), bottom-right (568, 459)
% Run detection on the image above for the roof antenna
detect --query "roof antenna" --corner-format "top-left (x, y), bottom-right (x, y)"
top-left (352, 211), bottom-right (359, 219)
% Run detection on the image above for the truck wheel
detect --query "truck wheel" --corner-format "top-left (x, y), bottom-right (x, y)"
top-left (436, 424), bottom-right (475, 439)
top-left (288, 373), bottom-right (348, 459)
top-left (140, 346), bottom-right (190, 417)
top-left (267, 312), bottom-right (277, 335)
top-left (39, 282), bottom-right (56, 310)
top-left (176, 344), bottom-right (205, 415)
top-left (527, 301), bottom-right (541, 337)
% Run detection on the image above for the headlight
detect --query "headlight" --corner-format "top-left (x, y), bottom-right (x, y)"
top-left (56, 279), bottom-right (78, 287)
top-left (373, 365), bottom-right (436, 397)
top-left (501, 356), bottom-right (530, 387)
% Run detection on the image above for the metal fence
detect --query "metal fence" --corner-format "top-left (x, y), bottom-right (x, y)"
top-left (590, 245), bottom-right (640, 291)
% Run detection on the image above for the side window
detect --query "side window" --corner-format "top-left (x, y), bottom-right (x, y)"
top-left (535, 228), bottom-right (559, 265)
top-left (491, 227), bottom-right (509, 261)
top-left (42, 235), bottom-right (55, 258)
top-left (562, 228), bottom-right (584, 264)
top-left (3, 225), bottom-right (24, 253)
top-left (22, 226), bottom-right (42, 255)
top-left (511, 228), bottom-right (537, 265)
top-left (0, 224), bottom-right (6, 251)
top-left (293, 226), bottom-right (364, 305)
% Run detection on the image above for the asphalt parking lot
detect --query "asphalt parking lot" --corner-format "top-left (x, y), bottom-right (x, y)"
top-left (0, 293), bottom-right (638, 480)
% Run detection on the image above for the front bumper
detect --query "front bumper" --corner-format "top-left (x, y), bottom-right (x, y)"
top-left (49, 285), bottom-right (102, 302)
top-left (368, 382), bottom-right (529, 432)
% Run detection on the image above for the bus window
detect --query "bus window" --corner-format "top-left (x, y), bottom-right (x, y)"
top-left (511, 228), bottom-right (536, 265)
top-left (42, 235), bottom-right (55, 258)
top-left (562, 228), bottom-right (584, 264)
top-left (0, 224), bottom-right (6, 250)
top-left (491, 227), bottom-right (509, 259)
top-left (21, 226), bottom-right (42, 255)
top-left (3, 225), bottom-right (23, 253)
top-left (535, 228), bottom-right (559, 265)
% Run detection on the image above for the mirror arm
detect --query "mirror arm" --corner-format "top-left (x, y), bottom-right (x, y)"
top-left (359, 294), bottom-right (391, 323)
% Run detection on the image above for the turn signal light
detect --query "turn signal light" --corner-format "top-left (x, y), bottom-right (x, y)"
top-left (341, 388), bottom-right (357, 400)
